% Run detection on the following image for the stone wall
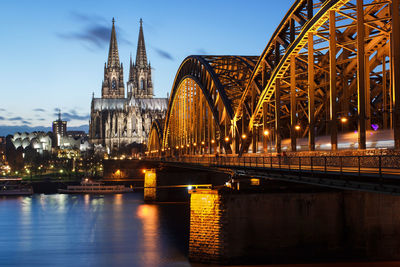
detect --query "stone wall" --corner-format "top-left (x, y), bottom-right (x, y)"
top-left (189, 189), bottom-right (400, 264)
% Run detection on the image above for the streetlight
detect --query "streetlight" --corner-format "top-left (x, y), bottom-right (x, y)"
top-left (341, 117), bottom-right (348, 123)
top-left (263, 130), bottom-right (270, 136)
top-left (295, 125), bottom-right (301, 131)
top-left (241, 134), bottom-right (247, 139)
top-left (224, 136), bottom-right (230, 142)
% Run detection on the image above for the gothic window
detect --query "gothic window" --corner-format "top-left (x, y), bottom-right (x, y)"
top-left (140, 79), bottom-right (145, 90)
top-left (112, 79), bottom-right (117, 90)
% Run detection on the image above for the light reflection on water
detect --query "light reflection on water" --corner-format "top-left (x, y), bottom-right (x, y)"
top-left (0, 193), bottom-right (191, 267)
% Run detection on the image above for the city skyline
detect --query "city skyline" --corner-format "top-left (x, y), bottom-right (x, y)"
top-left (0, 0), bottom-right (291, 133)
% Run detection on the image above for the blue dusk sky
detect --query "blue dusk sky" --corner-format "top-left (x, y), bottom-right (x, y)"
top-left (0, 0), bottom-right (292, 131)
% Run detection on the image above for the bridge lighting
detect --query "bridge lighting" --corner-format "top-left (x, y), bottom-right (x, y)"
top-left (201, 141), bottom-right (205, 145)
top-left (187, 185), bottom-right (193, 190)
top-left (341, 117), bottom-right (348, 123)
top-left (142, 169), bottom-right (146, 174)
top-left (186, 144), bottom-right (190, 147)
top-left (161, 149), bottom-right (165, 152)
top-left (176, 146), bottom-right (179, 149)
top-left (211, 139), bottom-right (215, 144)
top-left (193, 143), bottom-right (197, 146)
top-left (263, 130), bottom-right (270, 136)
top-left (181, 145), bottom-right (184, 148)
top-left (295, 125), bottom-right (301, 131)
top-left (225, 136), bottom-right (230, 142)
top-left (241, 134), bottom-right (247, 139)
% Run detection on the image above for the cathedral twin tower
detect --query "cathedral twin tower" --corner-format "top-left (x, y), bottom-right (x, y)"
top-left (89, 18), bottom-right (168, 153)
top-left (102, 18), bottom-right (153, 99)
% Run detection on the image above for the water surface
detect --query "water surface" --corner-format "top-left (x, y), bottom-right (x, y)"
top-left (0, 193), bottom-right (190, 267)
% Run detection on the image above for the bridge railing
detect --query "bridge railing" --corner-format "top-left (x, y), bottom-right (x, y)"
top-left (147, 154), bottom-right (400, 178)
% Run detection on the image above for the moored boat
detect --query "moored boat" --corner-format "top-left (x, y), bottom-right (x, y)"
top-left (58, 178), bottom-right (133, 194)
top-left (0, 179), bottom-right (33, 196)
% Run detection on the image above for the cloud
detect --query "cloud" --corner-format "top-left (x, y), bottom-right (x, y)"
top-left (153, 47), bottom-right (174, 61)
top-left (22, 120), bottom-right (31, 125)
top-left (54, 110), bottom-right (90, 121)
top-left (0, 108), bottom-right (5, 112)
top-left (57, 12), bottom-right (132, 50)
top-left (33, 108), bottom-right (46, 112)
top-left (0, 116), bottom-right (4, 120)
top-left (38, 118), bottom-right (46, 121)
top-left (8, 117), bottom-right (23, 121)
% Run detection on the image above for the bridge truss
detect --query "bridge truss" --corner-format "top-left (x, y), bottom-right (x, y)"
top-left (149, 0), bottom-right (400, 156)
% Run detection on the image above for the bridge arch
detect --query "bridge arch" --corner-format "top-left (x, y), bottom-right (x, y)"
top-left (162, 55), bottom-right (258, 155)
top-left (148, 119), bottom-right (164, 156)
top-left (235, 0), bottom-right (399, 154)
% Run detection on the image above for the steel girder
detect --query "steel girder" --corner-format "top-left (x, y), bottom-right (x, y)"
top-left (162, 55), bottom-right (257, 154)
top-left (235, 0), bottom-right (397, 154)
top-left (148, 119), bottom-right (164, 154)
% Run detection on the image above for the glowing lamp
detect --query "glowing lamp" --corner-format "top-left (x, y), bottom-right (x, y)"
top-left (176, 146), bottom-right (179, 149)
top-left (211, 139), bottom-right (215, 144)
top-left (263, 130), bottom-right (269, 136)
top-left (187, 185), bottom-right (193, 190)
top-left (187, 144), bottom-right (190, 147)
top-left (201, 141), bottom-right (205, 145)
top-left (295, 125), bottom-right (301, 131)
top-left (341, 117), bottom-right (348, 123)
top-left (241, 134), bottom-right (247, 139)
top-left (193, 143), bottom-right (197, 146)
top-left (225, 136), bottom-right (230, 142)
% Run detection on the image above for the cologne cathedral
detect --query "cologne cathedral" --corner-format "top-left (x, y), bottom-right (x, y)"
top-left (89, 19), bottom-right (168, 153)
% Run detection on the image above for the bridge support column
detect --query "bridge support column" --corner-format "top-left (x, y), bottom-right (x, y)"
top-left (329, 10), bottom-right (338, 151)
top-left (357, 0), bottom-right (367, 149)
top-left (308, 32), bottom-right (315, 151)
top-left (290, 55), bottom-right (297, 152)
top-left (275, 79), bottom-right (282, 153)
top-left (144, 169), bottom-right (157, 202)
top-left (392, 0), bottom-right (400, 149)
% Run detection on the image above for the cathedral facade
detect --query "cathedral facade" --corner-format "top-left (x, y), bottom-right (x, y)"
top-left (89, 19), bottom-right (168, 153)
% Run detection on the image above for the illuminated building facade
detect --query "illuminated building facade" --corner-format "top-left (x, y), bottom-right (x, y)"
top-left (52, 111), bottom-right (67, 147)
top-left (89, 18), bottom-right (168, 153)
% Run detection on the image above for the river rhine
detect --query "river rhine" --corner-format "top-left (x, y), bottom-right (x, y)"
top-left (1, 193), bottom-right (400, 267)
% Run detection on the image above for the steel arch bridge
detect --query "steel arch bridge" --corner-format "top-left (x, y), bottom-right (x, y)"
top-left (148, 0), bottom-right (400, 157)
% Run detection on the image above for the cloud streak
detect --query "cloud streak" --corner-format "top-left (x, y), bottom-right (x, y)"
top-left (54, 110), bottom-right (90, 121)
top-left (8, 117), bottom-right (23, 121)
top-left (33, 108), bottom-right (46, 112)
top-left (153, 47), bottom-right (174, 61)
top-left (57, 12), bottom-right (132, 50)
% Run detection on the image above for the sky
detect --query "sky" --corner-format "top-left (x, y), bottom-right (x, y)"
top-left (0, 0), bottom-right (293, 132)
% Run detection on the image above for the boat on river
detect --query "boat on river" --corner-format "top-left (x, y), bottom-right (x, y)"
top-left (58, 178), bottom-right (133, 194)
top-left (0, 178), bottom-right (33, 196)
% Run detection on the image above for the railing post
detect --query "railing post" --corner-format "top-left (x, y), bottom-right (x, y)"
top-left (324, 156), bottom-right (327, 173)
top-left (310, 156), bottom-right (313, 174)
top-left (379, 155), bottom-right (382, 179)
top-left (358, 156), bottom-right (361, 177)
top-left (340, 156), bottom-right (343, 177)
top-left (279, 155), bottom-right (281, 170)
top-left (270, 156), bottom-right (273, 169)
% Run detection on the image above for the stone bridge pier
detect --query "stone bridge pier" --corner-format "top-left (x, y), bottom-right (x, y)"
top-left (188, 184), bottom-right (400, 265)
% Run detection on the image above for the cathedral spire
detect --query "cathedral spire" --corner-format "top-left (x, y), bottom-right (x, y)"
top-left (135, 18), bottom-right (148, 68)
top-left (107, 17), bottom-right (120, 68)
top-left (129, 53), bottom-right (135, 81)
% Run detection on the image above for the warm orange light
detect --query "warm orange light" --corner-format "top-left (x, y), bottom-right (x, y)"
top-left (225, 136), bottom-right (230, 142)
top-left (181, 145), bottom-right (184, 148)
top-left (201, 141), bottom-right (205, 145)
top-left (176, 146), bottom-right (179, 149)
top-left (341, 117), bottom-right (348, 123)
top-left (142, 169), bottom-right (146, 174)
top-left (211, 139), bottom-right (215, 144)
top-left (295, 125), bottom-right (301, 131)
top-left (193, 143), bottom-right (197, 146)
top-left (241, 134), bottom-right (247, 139)
top-left (263, 130), bottom-right (269, 136)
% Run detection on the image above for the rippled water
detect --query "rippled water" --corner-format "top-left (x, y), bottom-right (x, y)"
top-left (0, 193), bottom-right (191, 267)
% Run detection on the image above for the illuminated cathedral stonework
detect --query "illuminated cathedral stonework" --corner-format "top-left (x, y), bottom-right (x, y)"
top-left (89, 19), bottom-right (168, 153)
